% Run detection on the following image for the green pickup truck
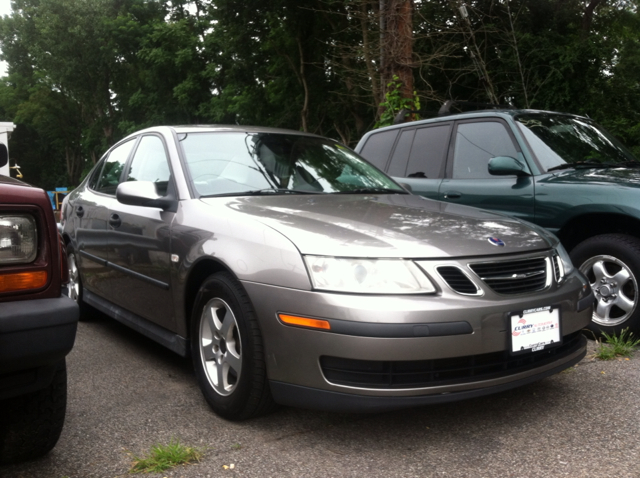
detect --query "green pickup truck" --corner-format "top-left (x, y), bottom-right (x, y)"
top-left (355, 107), bottom-right (640, 337)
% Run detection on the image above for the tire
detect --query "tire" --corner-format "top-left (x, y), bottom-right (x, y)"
top-left (66, 247), bottom-right (89, 320)
top-left (0, 360), bottom-right (67, 464)
top-left (570, 234), bottom-right (640, 336)
top-left (191, 272), bottom-right (275, 420)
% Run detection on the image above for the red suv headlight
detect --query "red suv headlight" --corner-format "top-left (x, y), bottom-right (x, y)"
top-left (0, 214), bottom-right (37, 264)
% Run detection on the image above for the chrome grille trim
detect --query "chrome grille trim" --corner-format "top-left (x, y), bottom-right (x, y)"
top-left (553, 255), bottom-right (565, 283)
top-left (468, 256), bottom-right (550, 294)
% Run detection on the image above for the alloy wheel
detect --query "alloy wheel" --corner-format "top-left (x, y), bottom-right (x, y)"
top-left (579, 254), bottom-right (638, 328)
top-left (67, 253), bottom-right (81, 303)
top-left (198, 297), bottom-right (243, 396)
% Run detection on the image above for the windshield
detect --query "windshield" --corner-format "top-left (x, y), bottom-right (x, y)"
top-left (515, 113), bottom-right (639, 171)
top-left (179, 132), bottom-right (404, 196)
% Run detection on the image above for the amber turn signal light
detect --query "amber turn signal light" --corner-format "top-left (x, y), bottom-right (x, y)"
top-left (278, 314), bottom-right (331, 330)
top-left (0, 271), bottom-right (48, 293)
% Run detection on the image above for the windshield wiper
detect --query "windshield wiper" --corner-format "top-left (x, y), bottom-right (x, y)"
top-left (201, 188), bottom-right (324, 198)
top-left (334, 187), bottom-right (409, 195)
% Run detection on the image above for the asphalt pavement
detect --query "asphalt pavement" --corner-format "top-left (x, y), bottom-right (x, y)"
top-left (3, 308), bottom-right (640, 478)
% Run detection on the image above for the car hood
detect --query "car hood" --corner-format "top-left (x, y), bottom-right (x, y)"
top-left (542, 166), bottom-right (640, 187)
top-left (0, 174), bottom-right (30, 187)
top-left (201, 194), bottom-right (552, 258)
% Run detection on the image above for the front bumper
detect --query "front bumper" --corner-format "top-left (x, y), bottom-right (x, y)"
top-left (0, 295), bottom-right (78, 399)
top-left (243, 270), bottom-right (592, 411)
top-left (270, 335), bottom-right (586, 413)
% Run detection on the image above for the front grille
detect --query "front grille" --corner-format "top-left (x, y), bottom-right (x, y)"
top-left (320, 331), bottom-right (582, 389)
top-left (469, 257), bottom-right (548, 294)
top-left (437, 266), bottom-right (479, 294)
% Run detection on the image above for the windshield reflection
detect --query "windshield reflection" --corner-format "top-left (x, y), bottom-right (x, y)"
top-left (515, 114), bottom-right (638, 171)
top-left (179, 132), bottom-right (403, 196)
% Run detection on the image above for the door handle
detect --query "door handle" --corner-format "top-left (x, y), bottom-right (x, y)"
top-left (109, 213), bottom-right (122, 228)
top-left (75, 205), bottom-right (84, 217)
top-left (443, 191), bottom-right (462, 199)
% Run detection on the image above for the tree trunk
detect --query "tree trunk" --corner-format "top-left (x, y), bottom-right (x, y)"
top-left (381, 0), bottom-right (414, 102)
top-left (65, 146), bottom-right (83, 186)
top-left (297, 36), bottom-right (310, 133)
top-left (361, 1), bottom-right (380, 107)
top-left (582, 0), bottom-right (605, 36)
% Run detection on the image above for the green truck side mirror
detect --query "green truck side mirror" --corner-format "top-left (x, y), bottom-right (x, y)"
top-left (488, 156), bottom-right (530, 176)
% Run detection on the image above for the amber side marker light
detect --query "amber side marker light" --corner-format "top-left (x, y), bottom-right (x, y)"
top-left (0, 271), bottom-right (48, 293)
top-left (278, 314), bottom-right (331, 330)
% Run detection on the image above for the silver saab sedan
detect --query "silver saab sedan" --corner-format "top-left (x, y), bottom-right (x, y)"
top-left (60, 125), bottom-right (593, 420)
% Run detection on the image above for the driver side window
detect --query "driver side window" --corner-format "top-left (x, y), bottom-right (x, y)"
top-left (452, 122), bottom-right (518, 179)
top-left (126, 135), bottom-right (171, 196)
top-left (94, 139), bottom-right (136, 195)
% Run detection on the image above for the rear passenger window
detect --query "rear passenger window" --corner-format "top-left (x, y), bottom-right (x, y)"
top-left (387, 129), bottom-right (414, 177)
top-left (452, 122), bottom-right (518, 179)
top-left (358, 130), bottom-right (399, 170)
top-left (405, 124), bottom-right (450, 178)
top-left (87, 157), bottom-right (106, 190)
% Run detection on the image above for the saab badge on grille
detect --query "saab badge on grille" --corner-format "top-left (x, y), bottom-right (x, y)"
top-left (488, 237), bottom-right (505, 246)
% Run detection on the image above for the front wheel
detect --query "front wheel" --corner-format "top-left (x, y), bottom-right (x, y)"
top-left (0, 360), bottom-right (67, 464)
top-left (570, 234), bottom-right (640, 336)
top-left (191, 272), bottom-right (275, 420)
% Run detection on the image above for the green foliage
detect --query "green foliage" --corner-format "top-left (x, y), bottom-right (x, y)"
top-left (594, 328), bottom-right (640, 360)
top-left (129, 439), bottom-right (203, 474)
top-left (1, 0), bottom-right (640, 190)
top-left (197, 0), bottom-right (373, 143)
top-left (375, 76), bottom-right (420, 129)
top-left (0, 0), bottom-right (171, 186)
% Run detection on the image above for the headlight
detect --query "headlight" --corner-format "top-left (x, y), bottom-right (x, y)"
top-left (304, 255), bottom-right (436, 294)
top-left (0, 215), bottom-right (37, 264)
top-left (555, 243), bottom-right (574, 277)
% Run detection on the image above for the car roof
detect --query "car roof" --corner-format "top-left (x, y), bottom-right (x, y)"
top-left (370, 108), bottom-right (588, 135)
top-left (102, 125), bottom-right (335, 163)
top-left (130, 124), bottom-right (327, 138)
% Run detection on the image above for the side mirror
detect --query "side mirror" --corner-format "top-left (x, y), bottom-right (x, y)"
top-left (0, 144), bottom-right (8, 168)
top-left (116, 181), bottom-right (175, 210)
top-left (488, 156), bottom-right (530, 176)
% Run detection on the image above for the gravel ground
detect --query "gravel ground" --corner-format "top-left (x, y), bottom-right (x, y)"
top-left (2, 311), bottom-right (639, 478)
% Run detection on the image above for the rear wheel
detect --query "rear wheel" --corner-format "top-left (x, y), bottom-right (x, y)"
top-left (570, 234), bottom-right (640, 336)
top-left (0, 360), bottom-right (67, 464)
top-left (191, 272), bottom-right (275, 420)
top-left (66, 247), bottom-right (88, 320)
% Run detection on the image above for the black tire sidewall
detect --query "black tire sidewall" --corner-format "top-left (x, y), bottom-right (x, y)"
top-left (0, 360), bottom-right (67, 464)
top-left (190, 272), bottom-right (261, 420)
top-left (570, 234), bottom-right (640, 334)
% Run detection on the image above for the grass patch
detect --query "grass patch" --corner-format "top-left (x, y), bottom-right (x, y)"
top-left (129, 439), bottom-right (203, 474)
top-left (594, 328), bottom-right (640, 360)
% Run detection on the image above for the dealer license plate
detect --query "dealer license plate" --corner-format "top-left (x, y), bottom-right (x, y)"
top-left (510, 306), bottom-right (561, 354)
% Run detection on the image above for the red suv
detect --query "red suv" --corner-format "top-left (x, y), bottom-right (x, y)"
top-left (0, 145), bottom-right (78, 463)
